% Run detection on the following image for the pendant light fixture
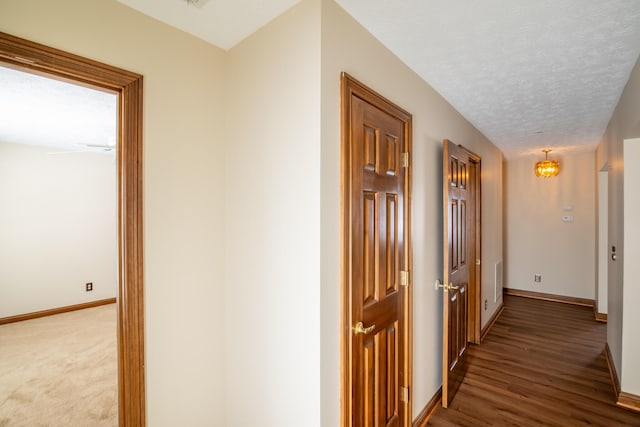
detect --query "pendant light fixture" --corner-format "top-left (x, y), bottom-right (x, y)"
top-left (534, 149), bottom-right (559, 178)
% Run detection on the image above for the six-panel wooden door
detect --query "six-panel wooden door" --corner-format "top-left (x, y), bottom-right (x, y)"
top-left (342, 74), bottom-right (412, 427)
top-left (441, 139), bottom-right (472, 408)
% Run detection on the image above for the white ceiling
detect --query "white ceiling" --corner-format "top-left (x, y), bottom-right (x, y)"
top-left (117, 0), bottom-right (301, 50)
top-left (0, 66), bottom-right (117, 153)
top-left (117, 0), bottom-right (640, 159)
top-left (5, 1), bottom-right (637, 159)
top-left (336, 0), bottom-right (640, 159)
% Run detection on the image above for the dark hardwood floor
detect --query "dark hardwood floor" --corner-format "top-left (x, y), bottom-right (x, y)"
top-left (427, 295), bottom-right (640, 426)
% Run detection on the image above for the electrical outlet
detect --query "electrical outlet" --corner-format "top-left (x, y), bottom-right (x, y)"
top-left (85, 282), bottom-right (93, 292)
top-left (534, 274), bottom-right (541, 283)
top-left (484, 299), bottom-right (488, 310)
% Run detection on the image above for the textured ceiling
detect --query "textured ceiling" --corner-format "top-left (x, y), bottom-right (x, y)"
top-left (0, 66), bottom-right (117, 153)
top-left (116, 0), bottom-right (640, 159)
top-left (335, 0), bottom-right (640, 158)
top-left (116, 0), bottom-right (301, 50)
top-left (7, 1), bottom-right (639, 160)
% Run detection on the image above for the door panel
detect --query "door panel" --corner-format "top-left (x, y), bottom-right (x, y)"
top-left (442, 139), bottom-right (472, 408)
top-left (342, 74), bottom-right (412, 427)
top-left (353, 95), bottom-right (402, 427)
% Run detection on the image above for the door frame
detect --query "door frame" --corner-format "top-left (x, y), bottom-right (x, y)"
top-left (0, 32), bottom-right (145, 426)
top-left (468, 153), bottom-right (481, 344)
top-left (596, 166), bottom-right (608, 320)
top-left (340, 73), bottom-right (413, 426)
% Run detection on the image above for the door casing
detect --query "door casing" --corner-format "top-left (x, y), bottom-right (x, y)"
top-left (468, 154), bottom-right (481, 344)
top-left (597, 167), bottom-right (608, 319)
top-left (0, 32), bottom-right (145, 426)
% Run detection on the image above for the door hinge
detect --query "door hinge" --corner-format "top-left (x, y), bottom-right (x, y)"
top-left (400, 270), bottom-right (409, 287)
top-left (400, 386), bottom-right (409, 403)
top-left (401, 152), bottom-right (409, 168)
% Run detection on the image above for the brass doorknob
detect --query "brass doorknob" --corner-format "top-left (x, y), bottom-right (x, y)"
top-left (353, 321), bottom-right (375, 335)
top-left (435, 280), bottom-right (459, 291)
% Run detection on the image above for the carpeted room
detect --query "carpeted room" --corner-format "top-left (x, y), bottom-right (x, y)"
top-left (0, 66), bottom-right (119, 426)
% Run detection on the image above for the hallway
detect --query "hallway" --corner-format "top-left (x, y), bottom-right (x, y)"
top-left (427, 295), bottom-right (640, 426)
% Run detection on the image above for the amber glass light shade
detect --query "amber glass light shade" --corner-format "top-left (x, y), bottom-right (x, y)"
top-left (534, 149), bottom-right (559, 177)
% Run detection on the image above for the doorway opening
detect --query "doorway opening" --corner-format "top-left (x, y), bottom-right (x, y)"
top-left (596, 166), bottom-right (608, 322)
top-left (0, 63), bottom-right (119, 424)
top-left (0, 32), bottom-right (145, 425)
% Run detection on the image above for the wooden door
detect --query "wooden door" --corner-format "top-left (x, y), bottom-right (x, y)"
top-left (441, 139), bottom-right (471, 408)
top-left (342, 74), bottom-right (412, 427)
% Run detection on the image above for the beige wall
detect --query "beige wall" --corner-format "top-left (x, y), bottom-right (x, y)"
top-left (0, 142), bottom-right (116, 317)
top-left (320, 1), bottom-right (504, 423)
top-left (504, 151), bottom-right (595, 299)
top-left (3, 0), bottom-right (507, 424)
top-left (0, 0), bottom-right (228, 424)
top-left (622, 138), bottom-right (640, 394)
top-left (224, 1), bottom-right (321, 425)
top-left (598, 55), bottom-right (640, 389)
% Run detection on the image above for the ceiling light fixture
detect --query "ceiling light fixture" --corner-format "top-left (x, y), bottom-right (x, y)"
top-left (534, 149), bottom-right (559, 178)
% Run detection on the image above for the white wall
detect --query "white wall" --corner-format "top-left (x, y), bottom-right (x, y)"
top-left (224, 1), bottom-right (321, 425)
top-left (598, 54), bottom-right (640, 387)
top-left (504, 152), bottom-right (595, 299)
top-left (0, 0), bottom-right (228, 424)
top-left (622, 138), bottom-right (640, 395)
top-left (320, 1), bottom-right (504, 423)
top-left (0, 142), bottom-right (116, 317)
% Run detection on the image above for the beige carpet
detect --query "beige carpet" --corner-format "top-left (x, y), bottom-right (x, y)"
top-left (0, 304), bottom-right (117, 426)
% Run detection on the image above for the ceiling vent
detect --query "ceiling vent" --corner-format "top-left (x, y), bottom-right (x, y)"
top-left (183, 0), bottom-right (210, 8)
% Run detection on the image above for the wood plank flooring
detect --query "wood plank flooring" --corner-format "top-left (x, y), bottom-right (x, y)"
top-left (427, 295), bottom-right (640, 426)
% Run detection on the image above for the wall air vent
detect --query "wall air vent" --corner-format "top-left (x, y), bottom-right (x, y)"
top-left (183, 0), bottom-right (210, 8)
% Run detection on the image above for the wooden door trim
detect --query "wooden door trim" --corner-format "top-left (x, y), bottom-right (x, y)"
top-left (469, 154), bottom-right (481, 344)
top-left (0, 32), bottom-right (145, 426)
top-left (341, 72), bottom-right (413, 426)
